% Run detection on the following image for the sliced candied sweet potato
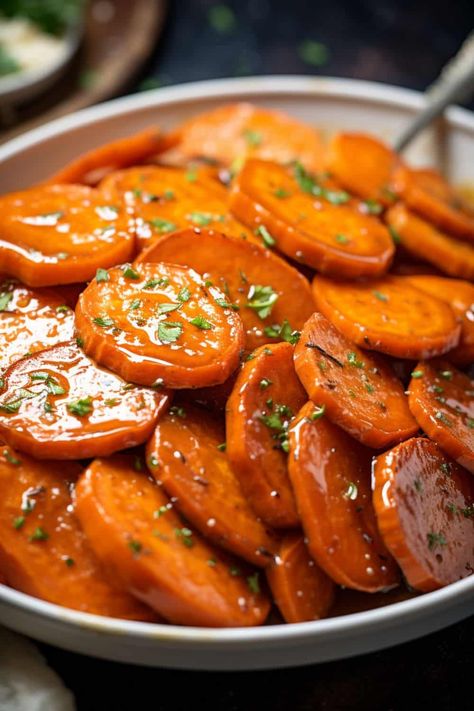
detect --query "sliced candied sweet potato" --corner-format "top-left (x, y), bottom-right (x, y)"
top-left (266, 534), bottom-right (335, 622)
top-left (0, 341), bottom-right (170, 459)
top-left (230, 159), bottom-right (394, 277)
top-left (405, 275), bottom-right (474, 365)
top-left (75, 455), bottom-right (270, 627)
top-left (162, 102), bottom-right (325, 172)
top-left (45, 127), bottom-right (174, 186)
top-left (75, 262), bottom-right (244, 389)
top-left (325, 132), bottom-right (399, 205)
top-left (373, 437), bottom-right (474, 591)
top-left (0, 184), bottom-right (135, 286)
top-left (146, 404), bottom-right (277, 566)
top-left (0, 446), bottom-right (154, 619)
top-left (226, 342), bottom-right (305, 528)
top-left (408, 360), bottom-right (474, 473)
top-left (312, 274), bottom-right (460, 359)
top-left (392, 165), bottom-right (474, 241)
top-left (386, 203), bottom-right (474, 280)
top-left (288, 402), bottom-right (400, 592)
top-left (0, 279), bottom-right (75, 373)
top-left (294, 313), bottom-right (418, 448)
top-left (136, 227), bottom-right (315, 350)
top-left (100, 165), bottom-right (255, 251)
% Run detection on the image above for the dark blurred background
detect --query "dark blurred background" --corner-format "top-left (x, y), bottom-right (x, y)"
top-left (135, 0), bottom-right (474, 107)
top-left (10, 1), bottom-right (474, 708)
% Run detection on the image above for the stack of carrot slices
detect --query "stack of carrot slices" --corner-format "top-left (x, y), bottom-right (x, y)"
top-left (0, 103), bottom-right (473, 628)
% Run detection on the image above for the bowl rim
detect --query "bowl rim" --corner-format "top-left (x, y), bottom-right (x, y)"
top-left (0, 74), bottom-right (473, 646)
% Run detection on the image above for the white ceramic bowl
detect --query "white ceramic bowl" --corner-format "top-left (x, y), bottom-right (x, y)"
top-left (0, 77), bottom-right (473, 670)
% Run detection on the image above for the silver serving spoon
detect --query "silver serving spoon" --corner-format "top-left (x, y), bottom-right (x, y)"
top-left (394, 31), bottom-right (474, 153)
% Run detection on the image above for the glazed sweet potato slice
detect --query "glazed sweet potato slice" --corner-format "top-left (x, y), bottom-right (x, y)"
top-left (386, 203), bottom-right (474, 280)
top-left (266, 534), bottom-right (335, 622)
top-left (100, 165), bottom-right (255, 251)
top-left (162, 102), bottom-right (325, 173)
top-left (0, 446), bottom-right (154, 619)
top-left (294, 313), bottom-right (418, 448)
top-left (373, 437), bottom-right (474, 591)
top-left (392, 165), bottom-right (474, 241)
top-left (46, 127), bottom-right (173, 186)
top-left (0, 341), bottom-right (170, 459)
top-left (75, 455), bottom-right (270, 627)
top-left (408, 360), bottom-right (474, 473)
top-left (229, 159), bottom-right (394, 277)
top-left (0, 184), bottom-right (135, 286)
top-left (312, 274), bottom-right (460, 359)
top-left (226, 342), bottom-right (305, 528)
top-left (75, 262), bottom-right (244, 389)
top-left (288, 402), bottom-right (399, 591)
top-left (325, 132), bottom-right (399, 205)
top-left (405, 275), bottom-right (474, 365)
top-left (136, 227), bottom-right (315, 350)
top-left (146, 404), bottom-right (277, 566)
top-left (0, 279), bottom-right (75, 373)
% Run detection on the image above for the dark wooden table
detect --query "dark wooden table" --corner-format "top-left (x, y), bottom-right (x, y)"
top-left (39, 1), bottom-right (474, 708)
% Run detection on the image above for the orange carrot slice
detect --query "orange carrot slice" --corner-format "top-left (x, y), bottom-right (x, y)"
top-left (0, 340), bottom-right (170, 460)
top-left (100, 165), bottom-right (255, 251)
top-left (392, 165), bottom-right (474, 241)
top-left (0, 446), bottom-right (155, 619)
top-left (325, 132), bottom-right (400, 205)
top-left (229, 159), bottom-right (394, 277)
top-left (288, 402), bottom-right (400, 592)
top-left (0, 279), bottom-right (75, 373)
top-left (163, 103), bottom-right (325, 173)
top-left (266, 534), bottom-right (335, 622)
top-left (405, 275), bottom-right (474, 365)
top-left (312, 274), bottom-right (460, 359)
top-left (226, 342), bottom-right (306, 528)
top-left (75, 262), bottom-right (244, 389)
top-left (75, 454), bottom-right (271, 627)
top-left (408, 360), bottom-right (474, 473)
top-left (146, 403), bottom-right (277, 566)
top-left (373, 437), bottom-right (474, 591)
top-left (45, 127), bottom-right (173, 186)
top-left (135, 227), bottom-right (315, 350)
top-left (386, 203), bottom-right (474, 280)
top-left (294, 312), bottom-right (418, 448)
top-left (0, 184), bottom-right (135, 286)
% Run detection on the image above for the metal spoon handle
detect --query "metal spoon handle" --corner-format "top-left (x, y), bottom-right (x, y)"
top-left (394, 31), bottom-right (474, 153)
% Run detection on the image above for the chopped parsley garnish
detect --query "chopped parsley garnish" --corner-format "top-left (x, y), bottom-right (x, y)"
top-left (154, 506), bottom-right (170, 518)
top-left (372, 290), bottom-right (389, 302)
top-left (389, 225), bottom-right (402, 244)
top-left (467, 418), bottom-right (474, 429)
top-left (207, 558), bottom-right (217, 567)
top-left (157, 321), bottom-right (183, 343)
top-left (293, 161), bottom-right (349, 204)
top-left (170, 406), bottom-right (186, 418)
top-left (177, 286), bottom-right (191, 303)
top-left (362, 199), bottom-right (383, 215)
top-left (185, 169), bottom-right (197, 183)
top-left (243, 129), bottom-right (262, 147)
top-left (264, 320), bottom-right (300, 344)
top-left (143, 277), bottom-right (169, 290)
top-left (29, 527), bottom-right (49, 542)
top-left (3, 449), bottom-right (21, 465)
top-left (158, 302), bottom-right (181, 315)
top-left (215, 298), bottom-right (239, 310)
top-left (310, 405), bottom-right (325, 420)
top-left (148, 218), bottom-right (177, 233)
top-left (187, 211), bottom-right (223, 226)
top-left (0, 292), bottom-right (13, 311)
top-left (64, 557), bottom-right (75, 567)
top-left (148, 454), bottom-right (159, 468)
top-left (67, 396), bottom-right (93, 417)
top-left (427, 532), bottom-right (447, 550)
top-left (343, 482), bottom-right (358, 500)
top-left (56, 305), bottom-right (69, 313)
top-left (229, 565), bottom-right (241, 577)
top-left (0, 388), bottom-right (37, 412)
top-left (13, 516), bottom-right (25, 530)
top-left (274, 187), bottom-right (290, 199)
top-left (122, 265), bottom-right (140, 280)
top-left (439, 370), bottom-right (453, 380)
top-left (259, 378), bottom-right (272, 390)
top-left (411, 370), bottom-right (424, 379)
top-left (246, 285), bottom-right (278, 319)
top-left (259, 403), bottom-right (294, 453)
top-left (247, 572), bottom-right (260, 594)
top-left (175, 527), bottom-right (194, 548)
top-left (347, 352), bottom-right (365, 368)
top-left (128, 540), bottom-right (142, 555)
top-left (93, 316), bottom-right (115, 328)
top-left (96, 268), bottom-right (109, 282)
top-left (129, 299), bottom-right (142, 310)
top-left (255, 225), bottom-right (276, 248)
top-left (217, 442), bottom-right (226, 452)
top-left (435, 411), bottom-right (452, 426)
top-left (190, 315), bottom-right (213, 330)
top-left (335, 233), bottom-right (349, 245)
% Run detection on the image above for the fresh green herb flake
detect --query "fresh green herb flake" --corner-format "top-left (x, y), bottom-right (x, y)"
top-left (157, 321), bottom-right (183, 343)
top-left (29, 527), bottom-right (49, 542)
top-left (411, 370), bottom-right (424, 379)
top-left (427, 532), bottom-right (447, 550)
top-left (95, 268), bottom-right (109, 283)
top-left (247, 572), bottom-right (260, 594)
top-left (310, 404), bottom-right (325, 420)
top-left (343, 482), bottom-right (358, 500)
top-left (255, 225), bottom-right (276, 248)
top-left (175, 527), bottom-right (194, 548)
top-left (190, 315), bottom-right (213, 330)
top-left (93, 316), bottom-right (115, 328)
top-left (372, 290), bottom-right (389, 302)
top-left (148, 218), bottom-right (177, 234)
top-left (67, 396), bottom-right (93, 417)
top-left (0, 292), bottom-right (13, 311)
top-left (246, 285), bottom-right (278, 320)
top-left (243, 129), bottom-right (262, 147)
top-left (123, 265), bottom-right (140, 280)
